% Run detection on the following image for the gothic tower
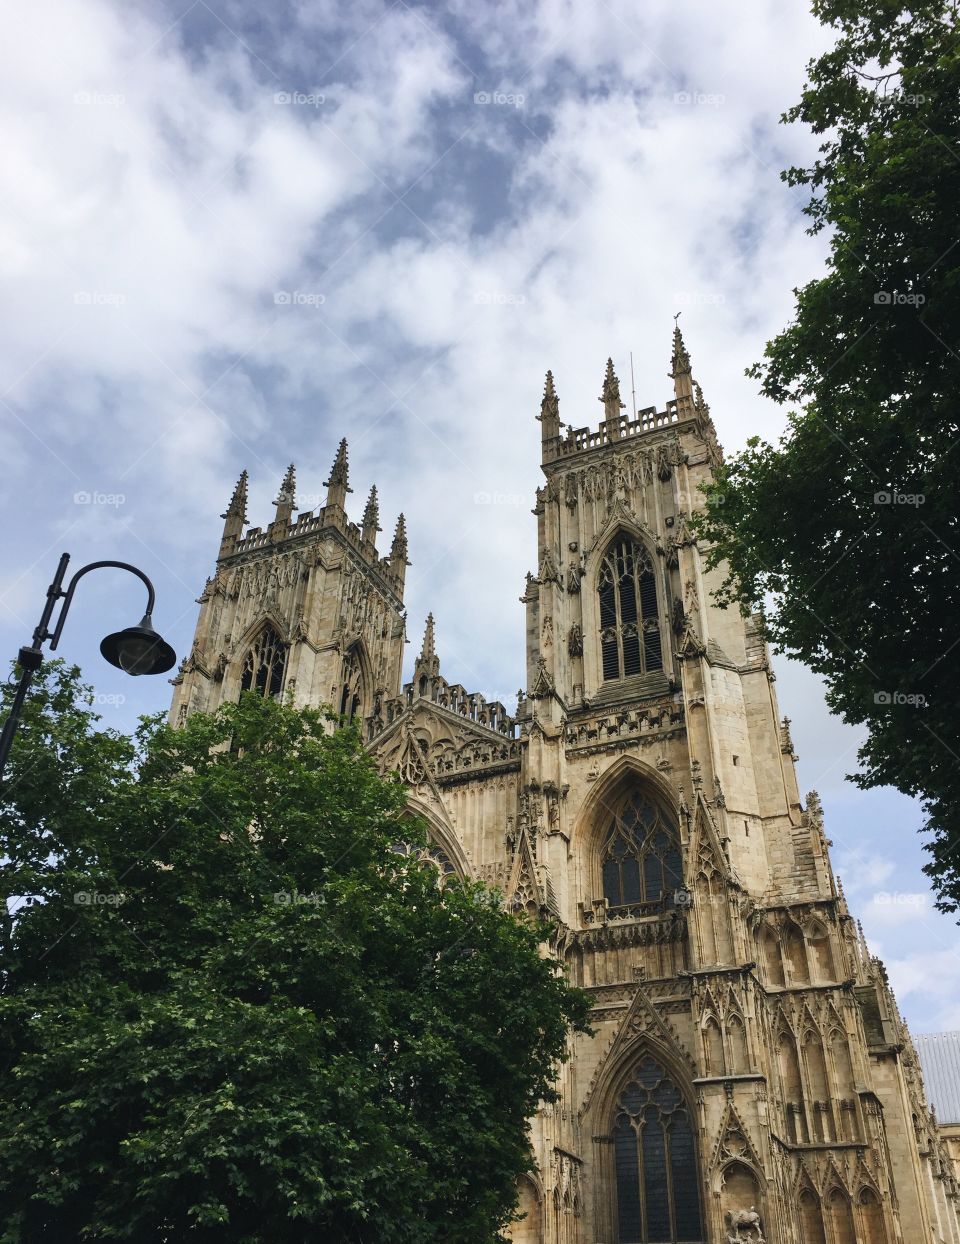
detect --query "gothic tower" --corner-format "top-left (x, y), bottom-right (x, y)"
top-left (171, 330), bottom-right (960, 1244)
top-left (170, 440), bottom-right (408, 731)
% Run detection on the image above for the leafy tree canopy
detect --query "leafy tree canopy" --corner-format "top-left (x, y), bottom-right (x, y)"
top-left (697, 0), bottom-right (960, 910)
top-left (0, 662), bottom-right (590, 1242)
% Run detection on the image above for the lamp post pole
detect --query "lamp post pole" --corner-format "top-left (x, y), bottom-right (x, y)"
top-left (0, 553), bottom-right (176, 781)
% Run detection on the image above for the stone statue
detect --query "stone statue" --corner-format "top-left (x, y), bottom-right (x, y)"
top-left (725, 1206), bottom-right (765, 1241)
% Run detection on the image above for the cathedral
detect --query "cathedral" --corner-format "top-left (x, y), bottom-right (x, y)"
top-left (170, 328), bottom-right (960, 1244)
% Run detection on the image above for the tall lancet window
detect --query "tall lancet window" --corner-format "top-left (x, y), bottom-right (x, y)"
top-left (339, 647), bottom-right (364, 722)
top-left (598, 535), bottom-right (663, 681)
top-left (601, 788), bottom-right (683, 911)
top-left (240, 625), bottom-right (286, 699)
top-left (612, 1055), bottom-right (702, 1243)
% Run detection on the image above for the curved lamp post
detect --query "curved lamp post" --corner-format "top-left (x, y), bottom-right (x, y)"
top-left (0, 553), bottom-right (176, 780)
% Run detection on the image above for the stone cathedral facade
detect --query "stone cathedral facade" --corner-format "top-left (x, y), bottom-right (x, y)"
top-left (170, 329), bottom-right (960, 1244)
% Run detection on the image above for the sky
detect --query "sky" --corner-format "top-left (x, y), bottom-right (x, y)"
top-left (1, 0), bottom-right (957, 1032)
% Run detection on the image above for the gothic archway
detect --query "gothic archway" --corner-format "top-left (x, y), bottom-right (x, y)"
top-left (506, 1176), bottom-right (542, 1243)
top-left (609, 1052), bottom-right (703, 1243)
top-left (338, 641), bottom-right (369, 723)
top-left (395, 801), bottom-right (470, 890)
top-left (718, 1162), bottom-right (765, 1241)
top-left (597, 532), bottom-right (664, 681)
top-left (239, 623), bottom-right (286, 699)
top-left (798, 1186), bottom-right (826, 1244)
top-left (600, 787), bottom-right (684, 915)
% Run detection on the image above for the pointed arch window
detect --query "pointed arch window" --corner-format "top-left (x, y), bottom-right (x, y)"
top-left (598, 535), bottom-right (662, 681)
top-left (339, 646), bottom-right (364, 722)
top-left (240, 625), bottom-right (286, 699)
top-left (601, 789), bottom-right (683, 912)
top-left (612, 1054), bottom-right (702, 1243)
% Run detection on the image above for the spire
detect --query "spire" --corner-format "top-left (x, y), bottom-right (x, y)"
top-left (599, 357), bottom-right (625, 436)
top-left (669, 317), bottom-right (693, 401)
top-left (219, 469), bottom-right (248, 558)
top-left (537, 369), bottom-right (561, 451)
top-left (414, 612), bottom-right (440, 690)
top-left (324, 438), bottom-right (352, 510)
top-left (271, 463), bottom-right (297, 534)
top-left (389, 513), bottom-right (409, 594)
top-left (361, 484), bottom-right (381, 546)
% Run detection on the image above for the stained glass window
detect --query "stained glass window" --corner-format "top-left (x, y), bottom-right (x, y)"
top-left (602, 790), bottom-right (684, 911)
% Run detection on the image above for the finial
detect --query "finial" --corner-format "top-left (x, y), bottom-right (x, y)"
top-left (323, 439), bottom-right (352, 512)
top-left (413, 611), bottom-right (440, 689)
top-left (391, 512), bottom-right (408, 556)
top-left (219, 469), bottom-right (249, 557)
top-left (275, 464), bottom-right (296, 508)
top-left (669, 319), bottom-right (694, 403)
top-left (389, 513), bottom-right (410, 595)
top-left (324, 439), bottom-right (351, 492)
top-left (537, 368), bottom-right (561, 456)
top-left (270, 463), bottom-right (297, 536)
top-left (420, 612), bottom-right (436, 661)
top-left (362, 484), bottom-right (381, 543)
top-left (221, 470), bottom-right (248, 522)
top-left (670, 320), bottom-right (691, 379)
top-left (599, 358), bottom-right (625, 418)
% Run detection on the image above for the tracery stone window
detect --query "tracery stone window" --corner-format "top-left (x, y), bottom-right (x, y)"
top-left (391, 838), bottom-right (457, 887)
top-left (239, 625), bottom-right (286, 699)
top-left (601, 789), bottom-right (683, 912)
top-left (339, 646), bottom-right (364, 721)
top-left (612, 1055), bottom-right (702, 1243)
top-left (598, 535), bottom-right (663, 681)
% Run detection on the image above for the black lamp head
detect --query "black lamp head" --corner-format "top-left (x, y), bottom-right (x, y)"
top-left (100, 613), bottom-right (176, 677)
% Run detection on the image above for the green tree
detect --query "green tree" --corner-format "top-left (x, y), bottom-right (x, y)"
top-left (0, 662), bottom-right (590, 1242)
top-left (697, 0), bottom-right (960, 910)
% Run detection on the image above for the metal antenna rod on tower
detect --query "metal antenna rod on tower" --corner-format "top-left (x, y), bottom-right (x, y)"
top-left (629, 351), bottom-right (637, 418)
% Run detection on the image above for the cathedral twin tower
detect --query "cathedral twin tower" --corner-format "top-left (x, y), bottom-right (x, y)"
top-left (171, 329), bottom-right (959, 1244)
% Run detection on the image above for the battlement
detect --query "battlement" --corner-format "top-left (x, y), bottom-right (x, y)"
top-left (544, 394), bottom-right (697, 464)
top-left (216, 443), bottom-right (409, 597)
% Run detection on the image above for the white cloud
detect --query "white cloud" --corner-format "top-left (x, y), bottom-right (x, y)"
top-left (2, 1), bottom-right (953, 1021)
top-left (885, 948), bottom-right (960, 1033)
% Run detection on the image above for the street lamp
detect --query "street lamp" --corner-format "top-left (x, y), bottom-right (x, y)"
top-left (0, 553), bottom-right (176, 780)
